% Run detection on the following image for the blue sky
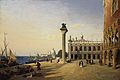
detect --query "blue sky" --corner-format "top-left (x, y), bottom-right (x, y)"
top-left (0, 0), bottom-right (103, 56)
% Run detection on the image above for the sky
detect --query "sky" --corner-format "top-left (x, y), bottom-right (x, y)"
top-left (0, 0), bottom-right (103, 56)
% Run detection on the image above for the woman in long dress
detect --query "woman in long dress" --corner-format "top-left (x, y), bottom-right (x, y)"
top-left (79, 61), bottom-right (83, 68)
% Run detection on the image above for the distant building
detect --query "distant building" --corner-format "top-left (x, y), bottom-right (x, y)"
top-left (40, 54), bottom-right (48, 57)
top-left (68, 35), bottom-right (103, 61)
top-left (103, 0), bottom-right (120, 68)
top-left (51, 48), bottom-right (56, 59)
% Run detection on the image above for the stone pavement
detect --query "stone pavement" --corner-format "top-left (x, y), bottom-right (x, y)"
top-left (10, 61), bottom-right (120, 80)
top-left (44, 61), bottom-right (120, 80)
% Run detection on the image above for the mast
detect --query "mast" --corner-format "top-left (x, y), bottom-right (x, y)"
top-left (4, 32), bottom-right (8, 58)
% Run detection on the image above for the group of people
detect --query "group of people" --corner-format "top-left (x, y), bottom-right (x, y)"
top-left (46, 58), bottom-right (61, 63)
top-left (79, 59), bottom-right (103, 68)
top-left (86, 59), bottom-right (94, 64)
top-left (46, 58), bottom-right (53, 63)
top-left (78, 59), bottom-right (94, 68)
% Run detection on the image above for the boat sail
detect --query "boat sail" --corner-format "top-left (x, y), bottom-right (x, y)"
top-left (8, 49), bottom-right (16, 63)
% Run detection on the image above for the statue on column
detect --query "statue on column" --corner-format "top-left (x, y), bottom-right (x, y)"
top-left (81, 35), bottom-right (84, 39)
top-left (62, 23), bottom-right (66, 28)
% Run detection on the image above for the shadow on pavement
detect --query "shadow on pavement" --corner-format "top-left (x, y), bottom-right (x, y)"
top-left (45, 75), bottom-right (63, 80)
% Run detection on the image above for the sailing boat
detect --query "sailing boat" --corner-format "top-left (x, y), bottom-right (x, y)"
top-left (0, 33), bottom-right (9, 64)
top-left (0, 33), bottom-right (18, 67)
top-left (7, 49), bottom-right (18, 66)
top-left (25, 53), bottom-right (42, 64)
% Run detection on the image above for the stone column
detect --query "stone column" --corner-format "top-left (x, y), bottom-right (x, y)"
top-left (73, 46), bottom-right (75, 51)
top-left (102, 51), bottom-right (105, 65)
top-left (68, 43), bottom-right (71, 60)
top-left (104, 51), bottom-right (108, 65)
top-left (91, 45), bottom-right (93, 60)
top-left (107, 51), bottom-right (109, 65)
top-left (69, 52), bottom-right (71, 60)
top-left (60, 23), bottom-right (68, 63)
top-left (91, 53), bottom-right (93, 60)
top-left (95, 54), bottom-right (98, 60)
top-left (82, 53), bottom-right (84, 59)
top-left (113, 49), bottom-right (116, 69)
top-left (86, 46), bottom-right (88, 51)
top-left (62, 31), bottom-right (66, 62)
top-left (87, 54), bottom-right (88, 59)
top-left (118, 25), bottom-right (120, 48)
top-left (77, 54), bottom-right (79, 60)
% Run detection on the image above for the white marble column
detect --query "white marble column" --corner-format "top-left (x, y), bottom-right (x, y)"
top-left (60, 23), bottom-right (68, 63)
top-left (61, 32), bottom-right (66, 63)
top-left (82, 54), bottom-right (84, 59)
top-left (91, 53), bottom-right (93, 60)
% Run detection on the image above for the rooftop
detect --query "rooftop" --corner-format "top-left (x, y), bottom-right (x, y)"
top-left (68, 35), bottom-right (103, 43)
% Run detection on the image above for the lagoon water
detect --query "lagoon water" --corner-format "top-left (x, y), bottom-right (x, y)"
top-left (16, 56), bottom-right (29, 64)
top-left (16, 56), bottom-right (46, 64)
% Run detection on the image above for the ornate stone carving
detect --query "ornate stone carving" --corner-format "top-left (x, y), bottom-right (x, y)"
top-left (117, 19), bottom-right (120, 25)
top-left (115, 29), bottom-right (118, 43)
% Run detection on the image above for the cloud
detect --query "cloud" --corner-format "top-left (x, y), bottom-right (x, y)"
top-left (71, 24), bottom-right (81, 29)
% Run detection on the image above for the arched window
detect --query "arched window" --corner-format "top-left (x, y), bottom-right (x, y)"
top-left (88, 46), bottom-right (91, 51)
top-left (84, 46), bottom-right (87, 51)
top-left (79, 46), bottom-right (82, 51)
top-left (97, 54), bottom-right (100, 59)
top-left (88, 54), bottom-right (91, 59)
top-left (84, 54), bottom-right (86, 59)
top-left (93, 54), bottom-right (95, 59)
top-left (98, 46), bottom-right (100, 51)
top-left (75, 46), bottom-right (78, 51)
top-left (93, 46), bottom-right (96, 51)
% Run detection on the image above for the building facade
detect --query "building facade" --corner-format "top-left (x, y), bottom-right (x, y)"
top-left (103, 0), bottom-right (120, 68)
top-left (68, 36), bottom-right (103, 62)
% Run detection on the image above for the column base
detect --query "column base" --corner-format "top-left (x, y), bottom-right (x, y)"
top-left (59, 59), bottom-right (66, 64)
top-left (112, 64), bottom-right (116, 69)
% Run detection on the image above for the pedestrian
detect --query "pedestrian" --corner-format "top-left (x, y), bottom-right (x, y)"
top-left (46, 58), bottom-right (49, 62)
top-left (57, 59), bottom-right (59, 63)
top-left (88, 59), bottom-right (91, 64)
top-left (90, 59), bottom-right (93, 65)
top-left (86, 59), bottom-right (88, 64)
top-left (50, 59), bottom-right (52, 63)
top-left (36, 62), bottom-right (41, 70)
top-left (79, 61), bottom-right (83, 68)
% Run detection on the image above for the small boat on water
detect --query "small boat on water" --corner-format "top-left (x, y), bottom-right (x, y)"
top-left (25, 53), bottom-right (38, 64)
top-left (25, 53), bottom-right (46, 64)
top-left (25, 55), bottom-right (37, 64)
top-left (7, 49), bottom-right (19, 66)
